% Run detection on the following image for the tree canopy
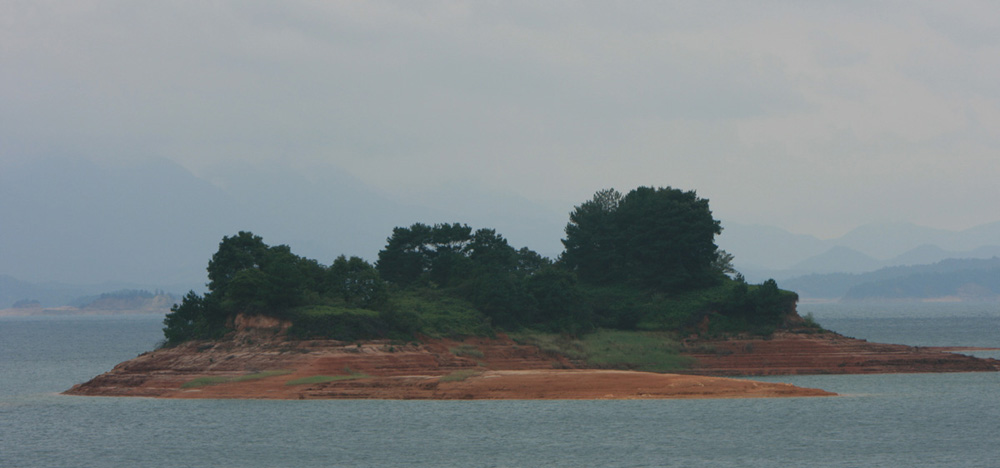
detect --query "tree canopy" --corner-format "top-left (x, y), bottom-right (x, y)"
top-left (561, 186), bottom-right (725, 291)
top-left (163, 186), bottom-right (795, 346)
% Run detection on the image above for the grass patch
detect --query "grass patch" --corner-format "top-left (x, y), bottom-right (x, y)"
top-left (511, 329), bottom-right (692, 373)
top-left (181, 370), bottom-right (292, 389)
top-left (439, 369), bottom-right (484, 382)
top-left (509, 331), bottom-right (586, 361)
top-left (285, 374), bottom-right (370, 385)
top-left (581, 330), bottom-right (693, 372)
top-left (285, 367), bottom-right (370, 385)
top-left (449, 344), bottom-right (485, 359)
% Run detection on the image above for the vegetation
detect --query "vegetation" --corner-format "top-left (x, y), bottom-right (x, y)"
top-left (163, 186), bottom-right (798, 370)
top-left (450, 344), bottom-right (485, 359)
top-left (562, 187), bottom-right (729, 291)
top-left (180, 370), bottom-right (292, 389)
top-left (286, 370), bottom-right (370, 385)
top-left (511, 329), bottom-right (693, 372)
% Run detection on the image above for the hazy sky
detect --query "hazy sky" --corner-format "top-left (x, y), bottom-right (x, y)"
top-left (3, 1), bottom-right (1000, 239)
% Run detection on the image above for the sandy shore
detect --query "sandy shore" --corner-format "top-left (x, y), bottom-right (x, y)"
top-left (156, 369), bottom-right (833, 400)
top-left (65, 331), bottom-right (834, 400)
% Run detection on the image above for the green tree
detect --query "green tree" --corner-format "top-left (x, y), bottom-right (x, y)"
top-left (561, 186), bottom-right (724, 292)
top-left (207, 231), bottom-right (269, 293)
top-left (526, 267), bottom-right (590, 332)
top-left (515, 247), bottom-right (552, 276)
top-left (376, 223), bottom-right (472, 286)
top-left (616, 186), bottom-right (722, 291)
top-left (467, 228), bottom-right (518, 273)
top-left (561, 188), bottom-right (624, 284)
top-left (209, 238), bottom-right (319, 317)
top-left (162, 291), bottom-right (225, 344)
top-left (327, 255), bottom-right (388, 308)
top-left (719, 277), bottom-right (790, 326)
top-left (466, 271), bottom-right (535, 328)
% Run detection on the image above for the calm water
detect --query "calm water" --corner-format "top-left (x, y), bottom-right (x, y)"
top-left (2, 305), bottom-right (999, 468)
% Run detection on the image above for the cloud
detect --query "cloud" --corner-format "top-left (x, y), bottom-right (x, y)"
top-left (2, 1), bottom-right (999, 238)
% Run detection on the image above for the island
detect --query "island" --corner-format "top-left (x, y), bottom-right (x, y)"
top-left (65, 187), bottom-right (1000, 400)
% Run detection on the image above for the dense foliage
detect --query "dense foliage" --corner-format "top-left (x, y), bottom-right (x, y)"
top-left (562, 187), bottom-right (727, 291)
top-left (163, 186), bottom-right (796, 346)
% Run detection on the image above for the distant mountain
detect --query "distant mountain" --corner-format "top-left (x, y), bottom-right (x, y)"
top-left (831, 221), bottom-right (1000, 260)
top-left (790, 246), bottom-right (882, 274)
top-left (779, 244), bottom-right (1000, 281)
top-left (716, 223), bottom-right (827, 272)
top-left (779, 272), bottom-right (866, 300)
top-left (888, 244), bottom-right (953, 266)
top-left (0, 157), bottom-right (240, 287)
top-left (953, 221), bottom-right (1000, 251)
top-left (843, 265), bottom-right (1000, 303)
top-left (888, 245), bottom-right (1000, 267)
top-left (834, 222), bottom-right (954, 259)
top-left (4, 156), bottom-right (999, 289)
top-left (0, 156), bottom-right (567, 287)
top-left (784, 257), bottom-right (1000, 300)
top-left (719, 221), bottom-right (1000, 282)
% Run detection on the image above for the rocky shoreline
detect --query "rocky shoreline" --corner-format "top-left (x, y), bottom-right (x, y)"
top-left (64, 317), bottom-right (999, 400)
top-left (679, 330), bottom-right (1000, 376)
top-left (63, 335), bottom-right (834, 400)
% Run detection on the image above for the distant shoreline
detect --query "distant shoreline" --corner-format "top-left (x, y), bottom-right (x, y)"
top-left (0, 307), bottom-right (168, 317)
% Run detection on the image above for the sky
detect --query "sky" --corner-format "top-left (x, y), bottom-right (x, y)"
top-left (3, 0), bottom-right (1000, 240)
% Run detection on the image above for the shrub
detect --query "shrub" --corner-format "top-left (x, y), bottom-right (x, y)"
top-left (387, 289), bottom-right (491, 338)
top-left (286, 305), bottom-right (388, 341)
top-left (450, 344), bottom-right (485, 359)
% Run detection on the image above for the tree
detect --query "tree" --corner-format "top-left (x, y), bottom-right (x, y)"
top-left (616, 186), bottom-right (723, 290)
top-left (526, 267), bottom-right (590, 332)
top-left (719, 277), bottom-right (791, 326)
top-left (376, 223), bottom-right (472, 286)
top-left (376, 224), bottom-right (432, 286)
top-left (207, 231), bottom-right (269, 293)
top-left (560, 188), bottom-right (624, 284)
top-left (328, 255), bottom-right (388, 308)
top-left (561, 186), bottom-right (724, 292)
top-left (206, 235), bottom-right (321, 317)
top-left (712, 250), bottom-right (736, 277)
top-left (162, 291), bottom-right (225, 344)
top-left (467, 228), bottom-right (518, 274)
top-left (515, 247), bottom-right (552, 276)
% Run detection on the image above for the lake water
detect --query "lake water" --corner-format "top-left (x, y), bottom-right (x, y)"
top-left (2, 304), bottom-right (999, 467)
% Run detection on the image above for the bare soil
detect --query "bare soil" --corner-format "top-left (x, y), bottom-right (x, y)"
top-left (679, 330), bottom-right (1000, 376)
top-left (63, 317), bottom-right (999, 400)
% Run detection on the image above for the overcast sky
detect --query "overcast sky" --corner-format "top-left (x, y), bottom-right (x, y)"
top-left (3, 1), bottom-right (999, 239)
